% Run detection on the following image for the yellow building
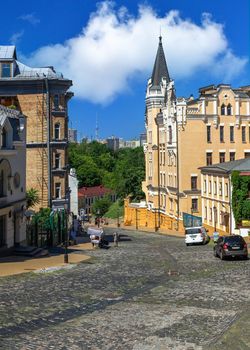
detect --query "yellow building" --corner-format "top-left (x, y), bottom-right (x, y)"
top-left (125, 37), bottom-right (250, 233)
top-left (0, 46), bottom-right (73, 210)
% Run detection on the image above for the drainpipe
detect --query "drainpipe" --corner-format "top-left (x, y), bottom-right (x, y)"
top-left (45, 79), bottom-right (51, 208)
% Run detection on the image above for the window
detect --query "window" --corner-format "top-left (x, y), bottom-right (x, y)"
top-left (220, 126), bottom-right (224, 142)
top-left (170, 198), bottom-right (173, 210)
top-left (242, 126), bottom-right (246, 142)
top-left (191, 176), bottom-right (197, 190)
top-left (207, 126), bottom-right (211, 142)
top-left (168, 126), bottom-right (172, 144)
top-left (219, 152), bottom-right (225, 163)
top-left (203, 180), bottom-right (207, 193)
top-left (214, 181), bottom-right (217, 195)
top-left (230, 126), bottom-right (234, 142)
top-left (221, 103), bottom-right (226, 115)
top-left (55, 153), bottom-right (61, 169)
top-left (0, 170), bottom-right (4, 197)
top-left (54, 123), bottom-right (60, 140)
top-left (209, 180), bottom-right (212, 194)
top-left (225, 183), bottom-right (228, 197)
top-left (230, 152), bottom-right (235, 162)
top-left (0, 215), bottom-right (5, 247)
top-left (245, 152), bottom-right (250, 159)
top-left (206, 152), bottom-right (212, 166)
top-left (191, 198), bottom-right (198, 211)
top-left (55, 183), bottom-right (61, 199)
top-left (53, 95), bottom-right (59, 110)
top-left (204, 206), bottom-right (207, 219)
top-left (2, 128), bottom-right (7, 148)
top-left (219, 182), bottom-right (222, 196)
top-left (1, 63), bottom-right (11, 78)
top-left (227, 104), bottom-right (232, 115)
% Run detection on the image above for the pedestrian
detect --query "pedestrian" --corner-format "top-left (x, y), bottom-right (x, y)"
top-left (113, 231), bottom-right (119, 247)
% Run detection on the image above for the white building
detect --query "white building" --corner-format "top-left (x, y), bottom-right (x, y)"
top-left (69, 168), bottom-right (79, 217)
top-left (0, 105), bottom-right (26, 254)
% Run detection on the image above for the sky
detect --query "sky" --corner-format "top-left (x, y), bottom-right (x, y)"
top-left (0, 0), bottom-right (249, 140)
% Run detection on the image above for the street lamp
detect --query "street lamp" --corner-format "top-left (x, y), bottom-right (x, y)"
top-left (117, 207), bottom-right (120, 227)
top-left (64, 188), bottom-right (71, 264)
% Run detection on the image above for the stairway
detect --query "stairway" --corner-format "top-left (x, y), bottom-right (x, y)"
top-left (14, 246), bottom-right (49, 258)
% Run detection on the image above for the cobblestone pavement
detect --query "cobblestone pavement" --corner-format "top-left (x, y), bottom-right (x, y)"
top-left (0, 229), bottom-right (249, 350)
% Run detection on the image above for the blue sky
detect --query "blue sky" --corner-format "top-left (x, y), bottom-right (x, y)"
top-left (0, 0), bottom-right (249, 140)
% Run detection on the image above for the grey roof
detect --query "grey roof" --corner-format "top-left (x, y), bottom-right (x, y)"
top-left (0, 46), bottom-right (16, 60)
top-left (0, 104), bottom-right (22, 125)
top-left (233, 90), bottom-right (249, 99)
top-left (0, 45), bottom-right (64, 79)
top-left (200, 158), bottom-right (250, 174)
top-left (151, 36), bottom-right (170, 87)
top-left (15, 61), bottom-right (62, 79)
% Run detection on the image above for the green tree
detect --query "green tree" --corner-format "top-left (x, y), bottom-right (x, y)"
top-left (26, 188), bottom-right (40, 209)
top-left (92, 196), bottom-right (112, 217)
top-left (231, 171), bottom-right (250, 226)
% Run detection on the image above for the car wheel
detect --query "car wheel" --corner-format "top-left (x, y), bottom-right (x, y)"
top-left (242, 255), bottom-right (248, 260)
top-left (220, 250), bottom-right (224, 260)
top-left (186, 243), bottom-right (190, 246)
top-left (213, 249), bottom-right (218, 258)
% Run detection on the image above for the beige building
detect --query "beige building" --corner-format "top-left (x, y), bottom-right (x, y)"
top-left (200, 158), bottom-right (250, 236)
top-left (0, 105), bottom-right (26, 254)
top-left (0, 46), bottom-right (73, 211)
top-left (140, 36), bottom-right (250, 232)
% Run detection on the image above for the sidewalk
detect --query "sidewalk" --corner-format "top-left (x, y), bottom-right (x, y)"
top-left (0, 242), bottom-right (92, 278)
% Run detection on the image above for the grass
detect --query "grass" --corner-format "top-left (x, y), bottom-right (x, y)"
top-left (104, 201), bottom-right (124, 219)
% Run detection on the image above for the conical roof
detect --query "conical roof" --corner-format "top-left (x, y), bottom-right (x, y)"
top-left (151, 36), bottom-right (170, 87)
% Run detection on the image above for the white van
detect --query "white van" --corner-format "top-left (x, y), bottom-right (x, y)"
top-left (185, 227), bottom-right (210, 246)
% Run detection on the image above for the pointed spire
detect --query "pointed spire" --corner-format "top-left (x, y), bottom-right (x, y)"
top-left (151, 36), bottom-right (170, 87)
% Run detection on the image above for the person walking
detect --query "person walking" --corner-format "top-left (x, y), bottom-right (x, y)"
top-left (113, 231), bottom-right (119, 247)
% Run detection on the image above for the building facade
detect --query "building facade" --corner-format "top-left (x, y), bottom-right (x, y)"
top-left (126, 37), bottom-right (250, 232)
top-left (0, 105), bottom-right (26, 254)
top-left (0, 45), bottom-right (73, 211)
top-left (68, 128), bottom-right (77, 143)
top-left (78, 185), bottom-right (116, 216)
top-left (200, 158), bottom-right (250, 236)
top-left (68, 168), bottom-right (79, 217)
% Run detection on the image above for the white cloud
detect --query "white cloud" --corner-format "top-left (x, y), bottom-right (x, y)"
top-left (10, 30), bottom-right (24, 45)
top-left (23, 1), bottom-right (247, 104)
top-left (19, 13), bottom-right (40, 25)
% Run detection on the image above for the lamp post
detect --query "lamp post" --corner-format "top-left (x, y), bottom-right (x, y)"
top-left (117, 207), bottom-right (120, 227)
top-left (64, 188), bottom-right (71, 264)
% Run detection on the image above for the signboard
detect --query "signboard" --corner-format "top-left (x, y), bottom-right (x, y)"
top-left (183, 212), bottom-right (202, 228)
top-left (241, 220), bottom-right (250, 227)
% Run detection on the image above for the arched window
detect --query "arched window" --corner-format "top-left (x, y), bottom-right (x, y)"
top-left (227, 104), bottom-right (232, 115)
top-left (55, 153), bottom-right (61, 169)
top-left (54, 123), bottom-right (60, 140)
top-left (221, 104), bottom-right (226, 115)
top-left (0, 170), bottom-right (4, 197)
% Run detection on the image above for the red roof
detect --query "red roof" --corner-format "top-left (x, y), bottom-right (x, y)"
top-left (240, 172), bottom-right (250, 176)
top-left (78, 185), bottom-right (113, 197)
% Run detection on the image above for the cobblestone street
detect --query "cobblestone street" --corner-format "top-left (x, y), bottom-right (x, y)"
top-left (0, 229), bottom-right (249, 350)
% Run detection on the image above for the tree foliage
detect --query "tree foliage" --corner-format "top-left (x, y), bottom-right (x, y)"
top-left (68, 141), bottom-right (145, 200)
top-left (92, 196), bottom-right (112, 217)
top-left (231, 171), bottom-right (250, 226)
top-left (26, 188), bottom-right (40, 209)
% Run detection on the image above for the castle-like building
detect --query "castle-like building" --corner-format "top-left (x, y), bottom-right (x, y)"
top-left (125, 36), bottom-right (250, 234)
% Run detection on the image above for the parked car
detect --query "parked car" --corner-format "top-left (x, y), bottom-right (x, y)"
top-left (185, 227), bottom-right (210, 246)
top-left (213, 235), bottom-right (248, 260)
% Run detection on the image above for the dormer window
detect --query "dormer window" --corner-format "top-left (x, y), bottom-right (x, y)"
top-left (221, 103), bottom-right (226, 115)
top-left (227, 104), bottom-right (232, 115)
top-left (1, 63), bottom-right (11, 78)
top-left (53, 95), bottom-right (59, 110)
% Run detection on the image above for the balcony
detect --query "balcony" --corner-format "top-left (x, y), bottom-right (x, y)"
top-left (52, 107), bottom-right (67, 117)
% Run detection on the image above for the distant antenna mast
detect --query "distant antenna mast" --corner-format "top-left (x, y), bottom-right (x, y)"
top-left (95, 113), bottom-right (99, 140)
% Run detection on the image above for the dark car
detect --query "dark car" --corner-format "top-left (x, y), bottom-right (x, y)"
top-left (214, 235), bottom-right (248, 260)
